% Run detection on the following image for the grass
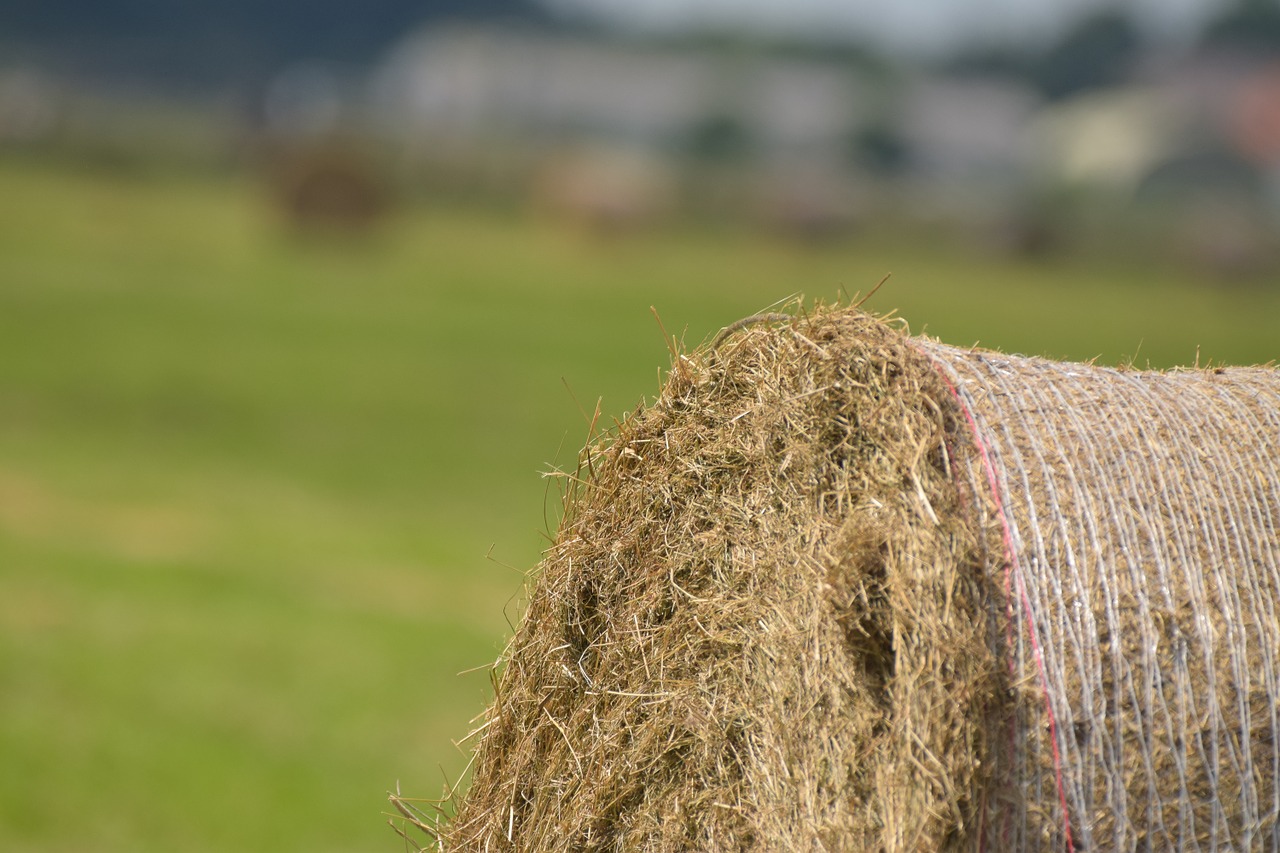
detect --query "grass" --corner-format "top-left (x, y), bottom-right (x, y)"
top-left (0, 156), bottom-right (1276, 852)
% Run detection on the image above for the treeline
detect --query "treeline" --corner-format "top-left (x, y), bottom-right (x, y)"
top-left (944, 1), bottom-right (1280, 102)
top-left (4, 0), bottom-right (1280, 95)
top-left (0, 0), bottom-right (545, 85)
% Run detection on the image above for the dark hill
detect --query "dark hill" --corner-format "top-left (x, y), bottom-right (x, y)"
top-left (0, 0), bottom-right (548, 87)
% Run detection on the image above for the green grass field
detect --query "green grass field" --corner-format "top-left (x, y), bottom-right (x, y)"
top-left (0, 157), bottom-right (1276, 852)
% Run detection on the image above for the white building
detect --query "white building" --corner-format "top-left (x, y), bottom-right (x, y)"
top-left (371, 25), bottom-right (867, 159)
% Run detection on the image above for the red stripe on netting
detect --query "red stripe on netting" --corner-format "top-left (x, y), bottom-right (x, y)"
top-left (923, 352), bottom-right (1076, 853)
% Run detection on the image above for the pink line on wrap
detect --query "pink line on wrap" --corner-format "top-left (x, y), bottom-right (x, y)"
top-left (921, 351), bottom-right (1076, 853)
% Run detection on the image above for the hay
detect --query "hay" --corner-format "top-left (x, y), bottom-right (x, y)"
top-left (419, 305), bottom-right (1280, 851)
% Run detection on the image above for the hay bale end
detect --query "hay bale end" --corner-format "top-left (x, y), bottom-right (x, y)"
top-left (411, 306), bottom-right (1280, 852)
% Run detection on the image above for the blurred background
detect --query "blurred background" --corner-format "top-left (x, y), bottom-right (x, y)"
top-left (1, 1), bottom-right (1278, 850)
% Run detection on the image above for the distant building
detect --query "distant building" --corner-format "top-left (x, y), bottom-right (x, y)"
top-left (1027, 50), bottom-right (1280, 210)
top-left (373, 27), bottom-right (716, 147)
top-left (372, 25), bottom-right (866, 161)
top-left (898, 75), bottom-right (1040, 189)
top-left (1025, 87), bottom-right (1185, 193)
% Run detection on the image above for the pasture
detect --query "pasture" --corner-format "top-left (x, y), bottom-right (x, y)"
top-left (0, 157), bottom-right (1276, 851)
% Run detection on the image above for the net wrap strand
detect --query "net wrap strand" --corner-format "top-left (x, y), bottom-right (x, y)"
top-left (441, 307), bottom-right (1280, 852)
top-left (930, 344), bottom-right (1280, 851)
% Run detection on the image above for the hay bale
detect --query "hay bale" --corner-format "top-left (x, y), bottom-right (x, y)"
top-left (424, 306), bottom-right (1280, 851)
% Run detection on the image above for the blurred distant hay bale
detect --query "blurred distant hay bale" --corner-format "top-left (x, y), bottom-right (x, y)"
top-left (415, 305), bottom-right (1280, 851)
top-left (1175, 199), bottom-right (1280, 282)
top-left (752, 166), bottom-right (860, 245)
top-left (531, 146), bottom-right (673, 236)
top-left (265, 141), bottom-right (388, 235)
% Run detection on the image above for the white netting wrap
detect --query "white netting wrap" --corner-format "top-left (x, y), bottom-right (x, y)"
top-left (929, 346), bottom-right (1280, 851)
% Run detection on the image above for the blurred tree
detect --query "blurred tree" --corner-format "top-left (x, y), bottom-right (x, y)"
top-left (937, 43), bottom-right (1033, 79)
top-left (0, 0), bottom-right (547, 87)
top-left (1200, 0), bottom-right (1280, 56)
top-left (849, 121), bottom-right (910, 176)
top-left (683, 112), bottom-right (754, 164)
top-left (1030, 10), bottom-right (1143, 100)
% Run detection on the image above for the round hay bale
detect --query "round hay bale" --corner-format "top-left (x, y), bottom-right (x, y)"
top-left (430, 306), bottom-right (1280, 851)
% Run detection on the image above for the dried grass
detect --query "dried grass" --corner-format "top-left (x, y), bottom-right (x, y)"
top-left (402, 304), bottom-right (1280, 851)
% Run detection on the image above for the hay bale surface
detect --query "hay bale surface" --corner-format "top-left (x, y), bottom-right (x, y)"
top-left (432, 307), bottom-right (1280, 851)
